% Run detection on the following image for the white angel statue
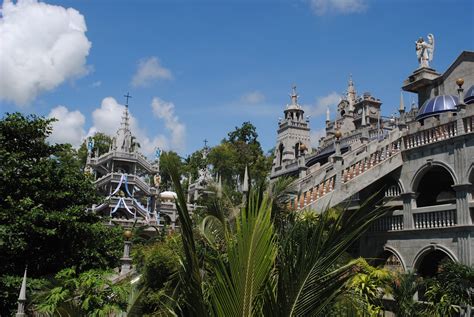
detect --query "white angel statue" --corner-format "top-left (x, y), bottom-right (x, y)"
top-left (416, 34), bottom-right (435, 68)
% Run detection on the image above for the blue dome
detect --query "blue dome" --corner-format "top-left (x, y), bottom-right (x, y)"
top-left (416, 95), bottom-right (459, 120)
top-left (464, 85), bottom-right (474, 105)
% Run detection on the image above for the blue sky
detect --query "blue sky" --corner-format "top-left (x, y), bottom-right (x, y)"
top-left (1, 0), bottom-right (473, 157)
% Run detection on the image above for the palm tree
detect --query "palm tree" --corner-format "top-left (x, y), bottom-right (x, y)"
top-left (163, 162), bottom-right (390, 316)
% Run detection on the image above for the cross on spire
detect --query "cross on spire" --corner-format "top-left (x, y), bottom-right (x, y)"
top-left (124, 92), bottom-right (132, 107)
top-left (203, 139), bottom-right (208, 147)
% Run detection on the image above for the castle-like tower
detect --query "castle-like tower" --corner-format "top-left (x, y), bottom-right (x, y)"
top-left (271, 86), bottom-right (312, 179)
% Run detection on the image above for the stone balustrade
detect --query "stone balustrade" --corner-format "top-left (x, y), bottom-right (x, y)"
top-left (404, 121), bottom-right (457, 149)
top-left (370, 215), bottom-right (404, 232)
top-left (413, 208), bottom-right (457, 229)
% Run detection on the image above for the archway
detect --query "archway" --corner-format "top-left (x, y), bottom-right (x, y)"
top-left (415, 248), bottom-right (454, 278)
top-left (278, 143), bottom-right (284, 165)
top-left (413, 165), bottom-right (456, 207)
top-left (373, 249), bottom-right (405, 272)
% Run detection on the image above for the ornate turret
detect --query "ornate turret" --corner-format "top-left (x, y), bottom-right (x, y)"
top-left (347, 74), bottom-right (357, 113)
top-left (113, 98), bottom-right (133, 153)
top-left (271, 85), bottom-right (311, 179)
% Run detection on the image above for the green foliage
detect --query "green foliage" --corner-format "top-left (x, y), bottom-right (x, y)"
top-left (159, 150), bottom-right (186, 191)
top-left (0, 113), bottom-right (122, 313)
top-left (0, 274), bottom-right (48, 316)
top-left (207, 122), bottom-right (272, 197)
top-left (208, 192), bottom-right (277, 317)
top-left (389, 271), bottom-right (423, 317)
top-left (346, 260), bottom-right (392, 316)
top-left (35, 267), bottom-right (128, 316)
top-left (423, 260), bottom-right (474, 316)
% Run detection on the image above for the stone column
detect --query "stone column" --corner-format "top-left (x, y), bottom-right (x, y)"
top-left (401, 192), bottom-right (416, 230)
top-left (333, 132), bottom-right (343, 190)
top-left (452, 183), bottom-right (472, 225)
top-left (457, 232), bottom-right (472, 266)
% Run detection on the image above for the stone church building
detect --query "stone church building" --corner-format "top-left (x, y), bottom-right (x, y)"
top-left (270, 44), bottom-right (474, 276)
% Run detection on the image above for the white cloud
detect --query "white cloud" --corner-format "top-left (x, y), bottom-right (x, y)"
top-left (151, 97), bottom-right (186, 153)
top-left (304, 91), bottom-right (341, 117)
top-left (88, 97), bottom-right (185, 156)
top-left (309, 0), bottom-right (367, 15)
top-left (241, 91), bottom-right (265, 104)
top-left (91, 81), bottom-right (102, 87)
top-left (0, 0), bottom-right (91, 105)
top-left (47, 106), bottom-right (86, 147)
top-left (131, 57), bottom-right (172, 87)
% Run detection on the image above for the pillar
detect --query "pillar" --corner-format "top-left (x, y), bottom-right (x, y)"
top-left (401, 192), bottom-right (416, 230)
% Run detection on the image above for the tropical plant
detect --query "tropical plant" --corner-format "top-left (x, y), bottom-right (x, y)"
top-left (35, 267), bottom-right (128, 316)
top-left (163, 161), bottom-right (389, 316)
top-left (389, 271), bottom-right (423, 317)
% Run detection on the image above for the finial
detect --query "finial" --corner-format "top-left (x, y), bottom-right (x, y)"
top-left (326, 107), bottom-right (330, 122)
top-left (203, 139), bottom-right (208, 148)
top-left (124, 92), bottom-right (132, 108)
top-left (456, 78), bottom-right (464, 88)
top-left (242, 165), bottom-right (249, 193)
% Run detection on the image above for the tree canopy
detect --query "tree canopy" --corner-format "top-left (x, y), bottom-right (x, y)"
top-left (0, 113), bottom-right (122, 314)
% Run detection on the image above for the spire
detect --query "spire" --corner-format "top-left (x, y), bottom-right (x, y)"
top-left (347, 74), bottom-right (357, 112)
top-left (114, 94), bottom-right (133, 152)
top-left (326, 107), bottom-right (330, 122)
top-left (16, 267), bottom-right (27, 317)
top-left (399, 91), bottom-right (405, 113)
top-left (242, 165), bottom-right (249, 193)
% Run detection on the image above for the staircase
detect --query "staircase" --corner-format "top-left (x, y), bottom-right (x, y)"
top-left (291, 129), bottom-right (404, 211)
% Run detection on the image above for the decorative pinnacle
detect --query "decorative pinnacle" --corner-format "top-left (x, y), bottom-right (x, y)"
top-left (456, 78), bottom-right (464, 88)
top-left (399, 91), bottom-right (405, 112)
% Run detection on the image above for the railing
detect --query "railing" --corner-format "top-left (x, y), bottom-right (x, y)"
top-left (385, 185), bottom-right (401, 197)
top-left (413, 209), bottom-right (457, 229)
top-left (370, 215), bottom-right (404, 232)
top-left (404, 121), bottom-right (457, 150)
top-left (342, 139), bottom-right (401, 184)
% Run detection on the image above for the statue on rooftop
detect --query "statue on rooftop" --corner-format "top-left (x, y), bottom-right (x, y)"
top-left (416, 34), bottom-right (435, 68)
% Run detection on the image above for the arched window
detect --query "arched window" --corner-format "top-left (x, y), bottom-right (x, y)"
top-left (295, 143), bottom-right (300, 158)
top-left (414, 166), bottom-right (456, 207)
top-left (278, 143), bottom-right (284, 165)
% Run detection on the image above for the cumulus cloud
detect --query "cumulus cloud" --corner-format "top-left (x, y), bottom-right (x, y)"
top-left (309, 0), bottom-right (367, 15)
top-left (88, 97), bottom-right (185, 156)
top-left (0, 0), bottom-right (91, 105)
top-left (241, 91), bottom-right (266, 104)
top-left (47, 106), bottom-right (86, 147)
top-left (304, 92), bottom-right (341, 117)
top-left (151, 98), bottom-right (186, 152)
top-left (131, 57), bottom-right (172, 87)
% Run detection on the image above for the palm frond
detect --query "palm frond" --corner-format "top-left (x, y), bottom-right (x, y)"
top-left (209, 191), bottom-right (277, 317)
top-left (276, 193), bottom-right (390, 316)
top-left (164, 163), bottom-right (207, 316)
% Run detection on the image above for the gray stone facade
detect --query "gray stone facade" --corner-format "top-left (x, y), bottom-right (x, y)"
top-left (271, 50), bottom-right (474, 275)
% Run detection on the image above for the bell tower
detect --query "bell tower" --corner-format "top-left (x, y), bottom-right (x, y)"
top-left (272, 86), bottom-right (311, 173)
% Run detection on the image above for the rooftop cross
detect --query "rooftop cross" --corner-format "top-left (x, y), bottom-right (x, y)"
top-left (124, 92), bottom-right (132, 107)
top-left (290, 85), bottom-right (298, 105)
top-left (203, 139), bottom-right (208, 148)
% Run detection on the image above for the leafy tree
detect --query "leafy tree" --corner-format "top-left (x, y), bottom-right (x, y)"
top-left (0, 113), bottom-right (122, 314)
top-left (423, 260), bottom-right (474, 316)
top-left (389, 271), bottom-right (423, 317)
top-left (35, 267), bottom-right (128, 316)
